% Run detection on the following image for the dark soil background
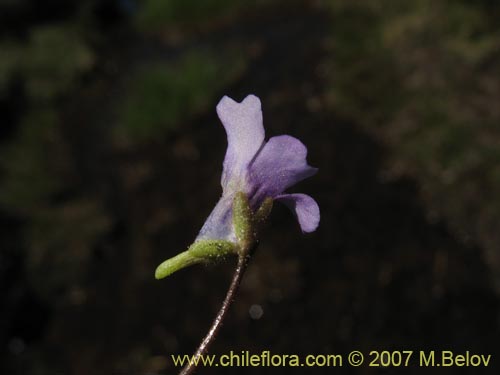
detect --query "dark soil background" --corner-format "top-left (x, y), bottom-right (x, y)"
top-left (1, 1), bottom-right (500, 374)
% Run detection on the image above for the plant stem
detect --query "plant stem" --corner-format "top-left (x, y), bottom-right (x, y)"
top-left (179, 249), bottom-right (253, 375)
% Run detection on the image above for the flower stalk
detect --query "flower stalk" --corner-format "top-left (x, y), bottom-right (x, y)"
top-left (155, 94), bottom-right (320, 374)
top-left (179, 192), bottom-right (268, 375)
top-left (179, 244), bottom-right (254, 375)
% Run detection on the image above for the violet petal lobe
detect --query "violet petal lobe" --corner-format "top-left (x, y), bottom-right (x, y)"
top-left (275, 193), bottom-right (320, 233)
top-left (248, 135), bottom-right (317, 204)
top-left (217, 95), bottom-right (265, 192)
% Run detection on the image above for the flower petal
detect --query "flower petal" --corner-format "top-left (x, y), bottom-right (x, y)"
top-left (217, 95), bottom-right (265, 192)
top-left (196, 195), bottom-right (235, 241)
top-left (275, 193), bottom-right (320, 233)
top-left (248, 135), bottom-right (317, 203)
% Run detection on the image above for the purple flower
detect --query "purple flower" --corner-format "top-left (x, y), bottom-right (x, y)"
top-left (196, 94), bottom-right (320, 243)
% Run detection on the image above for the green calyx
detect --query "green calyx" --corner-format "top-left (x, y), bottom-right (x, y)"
top-left (232, 192), bottom-right (273, 252)
top-left (232, 192), bottom-right (254, 249)
top-left (154, 192), bottom-right (273, 280)
top-left (255, 197), bottom-right (273, 227)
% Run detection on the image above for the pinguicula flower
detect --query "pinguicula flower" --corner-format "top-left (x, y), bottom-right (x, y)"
top-left (155, 94), bottom-right (319, 279)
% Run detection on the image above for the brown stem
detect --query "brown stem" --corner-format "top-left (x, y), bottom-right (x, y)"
top-left (179, 250), bottom-right (253, 375)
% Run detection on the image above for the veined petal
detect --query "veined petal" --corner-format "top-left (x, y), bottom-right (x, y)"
top-left (196, 195), bottom-right (235, 242)
top-left (217, 95), bottom-right (265, 192)
top-left (248, 135), bottom-right (317, 203)
top-left (275, 193), bottom-right (320, 233)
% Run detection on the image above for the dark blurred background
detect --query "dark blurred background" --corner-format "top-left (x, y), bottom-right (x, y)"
top-left (1, 0), bottom-right (500, 374)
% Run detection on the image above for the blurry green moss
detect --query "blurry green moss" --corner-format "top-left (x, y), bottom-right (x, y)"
top-left (0, 42), bottom-right (21, 97)
top-left (135, 0), bottom-right (273, 32)
top-left (27, 198), bottom-right (111, 300)
top-left (324, 0), bottom-right (500, 287)
top-left (325, 2), bottom-right (406, 126)
top-left (0, 25), bottom-right (93, 102)
top-left (0, 109), bottom-right (69, 212)
top-left (114, 50), bottom-right (246, 144)
top-left (136, 0), bottom-right (237, 30)
top-left (21, 25), bottom-right (94, 101)
top-left (0, 107), bottom-right (111, 300)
